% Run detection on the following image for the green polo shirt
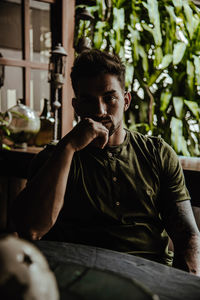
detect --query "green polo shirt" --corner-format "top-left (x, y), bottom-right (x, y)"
top-left (29, 129), bottom-right (190, 266)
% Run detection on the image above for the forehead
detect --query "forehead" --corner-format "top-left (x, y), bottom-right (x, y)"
top-left (76, 73), bottom-right (123, 96)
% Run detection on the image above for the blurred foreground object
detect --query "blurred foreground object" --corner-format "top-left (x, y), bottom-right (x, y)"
top-left (0, 235), bottom-right (59, 300)
top-left (7, 99), bottom-right (40, 149)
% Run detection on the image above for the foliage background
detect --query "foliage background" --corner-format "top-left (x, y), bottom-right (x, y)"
top-left (75, 0), bottom-right (200, 157)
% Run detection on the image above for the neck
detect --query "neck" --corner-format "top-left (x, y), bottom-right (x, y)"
top-left (107, 127), bottom-right (126, 146)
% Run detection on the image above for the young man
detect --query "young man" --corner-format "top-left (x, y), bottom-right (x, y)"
top-left (12, 49), bottom-right (200, 275)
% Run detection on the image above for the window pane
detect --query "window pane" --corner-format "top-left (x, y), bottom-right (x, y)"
top-left (0, 0), bottom-right (22, 60)
top-left (30, 0), bottom-right (51, 63)
top-left (0, 66), bottom-right (23, 112)
top-left (30, 69), bottom-right (50, 113)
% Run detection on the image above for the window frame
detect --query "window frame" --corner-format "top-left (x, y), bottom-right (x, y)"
top-left (0, 0), bottom-right (75, 138)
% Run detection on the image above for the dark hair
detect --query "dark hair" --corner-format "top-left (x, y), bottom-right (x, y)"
top-left (70, 49), bottom-right (126, 94)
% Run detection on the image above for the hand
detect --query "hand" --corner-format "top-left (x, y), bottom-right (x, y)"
top-left (66, 118), bottom-right (109, 151)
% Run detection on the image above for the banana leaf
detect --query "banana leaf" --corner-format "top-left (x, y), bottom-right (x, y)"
top-left (158, 54), bottom-right (173, 69)
top-left (193, 55), bottom-right (200, 86)
top-left (186, 60), bottom-right (195, 99)
top-left (166, 5), bottom-right (177, 22)
top-left (146, 0), bottom-right (162, 46)
top-left (170, 117), bottom-right (189, 155)
top-left (160, 90), bottom-right (172, 112)
top-left (94, 21), bottom-right (106, 49)
top-left (172, 0), bottom-right (182, 10)
top-left (184, 100), bottom-right (199, 120)
top-left (154, 46), bottom-right (163, 68)
top-left (173, 42), bottom-right (187, 65)
top-left (173, 96), bottom-right (184, 118)
top-left (125, 64), bottom-right (134, 89)
top-left (96, 0), bottom-right (106, 20)
top-left (138, 45), bottom-right (149, 73)
top-left (183, 1), bottom-right (199, 39)
top-left (128, 25), bottom-right (140, 64)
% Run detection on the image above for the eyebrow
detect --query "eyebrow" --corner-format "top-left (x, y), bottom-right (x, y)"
top-left (103, 90), bottom-right (117, 96)
top-left (79, 90), bottom-right (117, 98)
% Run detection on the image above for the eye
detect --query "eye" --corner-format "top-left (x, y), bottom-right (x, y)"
top-left (103, 95), bottom-right (117, 103)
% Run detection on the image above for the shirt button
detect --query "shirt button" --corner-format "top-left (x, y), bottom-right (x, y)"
top-left (146, 189), bottom-right (152, 196)
top-left (116, 201), bottom-right (120, 206)
top-left (113, 176), bottom-right (117, 182)
top-left (108, 152), bottom-right (113, 158)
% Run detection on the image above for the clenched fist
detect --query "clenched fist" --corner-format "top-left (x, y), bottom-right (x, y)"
top-left (62, 118), bottom-right (109, 152)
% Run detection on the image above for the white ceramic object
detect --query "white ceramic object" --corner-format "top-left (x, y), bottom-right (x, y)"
top-left (0, 235), bottom-right (59, 300)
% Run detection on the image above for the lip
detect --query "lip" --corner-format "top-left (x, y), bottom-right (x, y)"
top-left (100, 119), bottom-right (111, 124)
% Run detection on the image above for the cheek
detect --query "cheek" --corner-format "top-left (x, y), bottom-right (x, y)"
top-left (111, 102), bottom-right (125, 116)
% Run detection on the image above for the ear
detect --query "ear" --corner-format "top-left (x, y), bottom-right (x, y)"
top-left (124, 92), bottom-right (131, 112)
top-left (72, 98), bottom-right (80, 116)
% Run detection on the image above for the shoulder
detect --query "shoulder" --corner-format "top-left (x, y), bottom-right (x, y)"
top-left (127, 129), bottom-right (165, 152)
top-left (27, 143), bottom-right (56, 179)
top-left (127, 129), bottom-right (179, 168)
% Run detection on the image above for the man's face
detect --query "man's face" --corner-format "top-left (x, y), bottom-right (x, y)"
top-left (73, 73), bottom-right (130, 137)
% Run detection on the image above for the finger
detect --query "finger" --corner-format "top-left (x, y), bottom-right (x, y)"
top-left (91, 126), bottom-right (109, 149)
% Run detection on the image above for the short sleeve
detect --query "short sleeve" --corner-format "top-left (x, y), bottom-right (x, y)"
top-left (158, 138), bottom-right (191, 210)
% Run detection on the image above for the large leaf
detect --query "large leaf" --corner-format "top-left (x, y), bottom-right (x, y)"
top-left (94, 21), bottom-right (106, 49)
top-left (147, 70), bottom-right (162, 86)
top-left (113, 7), bottom-right (125, 30)
top-left (186, 60), bottom-right (195, 99)
top-left (193, 55), bottom-right (200, 86)
top-left (181, 136), bottom-right (190, 156)
top-left (183, 1), bottom-right (199, 39)
top-left (173, 42), bottom-right (186, 65)
top-left (184, 100), bottom-right (199, 120)
top-left (158, 54), bottom-right (173, 69)
top-left (173, 96), bottom-right (184, 118)
top-left (154, 46), bottom-right (163, 68)
top-left (138, 45), bottom-right (148, 73)
top-left (166, 5), bottom-right (177, 22)
top-left (170, 117), bottom-right (183, 153)
top-left (113, 7), bottom-right (125, 54)
top-left (172, 0), bottom-right (182, 10)
top-left (160, 90), bottom-right (172, 112)
top-left (146, 0), bottom-right (162, 46)
top-left (170, 117), bottom-right (189, 155)
top-left (125, 64), bottom-right (134, 89)
top-left (96, 0), bottom-right (106, 20)
top-left (128, 25), bottom-right (140, 64)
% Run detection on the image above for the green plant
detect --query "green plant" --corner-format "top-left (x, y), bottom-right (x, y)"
top-left (75, 0), bottom-right (200, 156)
top-left (0, 112), bottom-right (11, 150)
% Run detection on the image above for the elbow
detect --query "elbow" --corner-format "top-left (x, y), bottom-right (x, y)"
top-left (12, 217), bottom-right (54, 241)
top-left (13, 223), bottom-right (44, 241)
top-left (11, 206), bottom-right (56, 241)
top-left (16, 227), bottom-right (46, 241)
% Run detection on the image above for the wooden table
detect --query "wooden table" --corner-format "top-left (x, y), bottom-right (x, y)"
top-left (34, 241), bottom-right (200, 300)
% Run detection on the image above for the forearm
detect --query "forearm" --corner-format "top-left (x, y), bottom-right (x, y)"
top-left (12, 142), bottom-right (75, 240)
top-left (12, 118), bottom-right (109, 240)
top-left (163, 200), bottom-right (200, 276)
top-left (173, 233), bottom-right (200, 276)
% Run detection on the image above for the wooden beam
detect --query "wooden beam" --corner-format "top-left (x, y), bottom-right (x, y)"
top-left (61, 0), bottom-right (75, 137)
top-left (37, 0), bottom-right (55, 3)
top-left (0, 58), bottom-right (48, 70)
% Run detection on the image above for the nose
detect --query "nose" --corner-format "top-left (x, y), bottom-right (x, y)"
top-left (93, 98), bottom-right (106, 116)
